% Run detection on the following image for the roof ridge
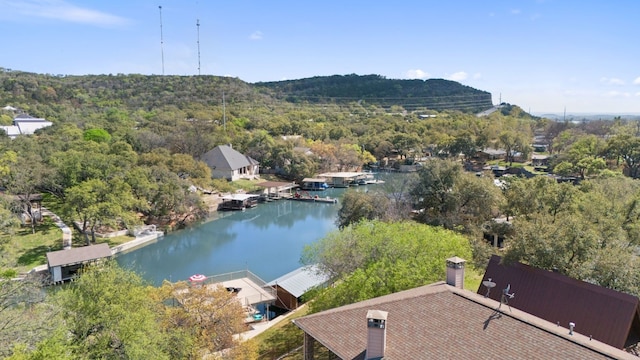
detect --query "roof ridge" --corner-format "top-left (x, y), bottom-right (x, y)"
top-left (449, 285), bottom-right (637, 360)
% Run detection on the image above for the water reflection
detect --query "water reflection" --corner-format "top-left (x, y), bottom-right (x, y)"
top-left (116, 188), bottom-right (344, 286)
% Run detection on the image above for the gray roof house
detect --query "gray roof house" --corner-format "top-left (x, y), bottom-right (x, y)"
top-left (293, 257), bottom-right (637, 360)
top-left (200, 145), bottom-right (259, 181)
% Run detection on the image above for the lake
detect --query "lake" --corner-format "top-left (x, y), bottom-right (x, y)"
top-left (116, 187), bottom-right (348, 286)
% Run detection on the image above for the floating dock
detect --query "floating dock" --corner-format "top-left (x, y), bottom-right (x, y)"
top-left (290, 191), bottom-right (337, 204)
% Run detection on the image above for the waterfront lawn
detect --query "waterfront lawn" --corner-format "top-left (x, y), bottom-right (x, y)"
top-left (71, 234), bottom-right (135, 248)
top-left (2, 220), bottom-right (136, 274)
top-left (2, 220), bottom-right (62, 273)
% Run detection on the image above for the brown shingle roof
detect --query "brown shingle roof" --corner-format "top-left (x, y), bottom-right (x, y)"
top-left (294, 282), bottom-right (636, 359)
top-left (46, 243), bottom-right (112, 267)
top-left (478, 255), bottom-right (640, 349)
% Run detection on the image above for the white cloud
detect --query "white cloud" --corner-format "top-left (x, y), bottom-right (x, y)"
top-left (511, 9), bottom-right (521, 15)
top-left (249, 31), bottom-right (263, 40)
top-left (603, 91), bottom-right (631, 98)
top-left (0, 0), bottom-right (128, 26)
top-left (448, 71), bottom-right (468, 82)
top-left (406, 69), bottom-right (430, 79)
top-left (636, 92), bottom-right (640, 97)
top-left (600, 77), bottom-right (625, 85)
top-left (634, 76), bottom-right (640, 85)
top-left (473, 73), bottom-right (482, 79)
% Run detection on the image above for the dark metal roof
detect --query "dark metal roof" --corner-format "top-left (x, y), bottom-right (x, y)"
top-left (294, 282), bottom-right (635, 359)
top-left (478, 255), bottom-right (640, 349)
top-left (46, 243), bottom-right (112, 267)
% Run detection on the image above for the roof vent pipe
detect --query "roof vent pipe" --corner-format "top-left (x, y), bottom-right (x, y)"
top-left (569, 322), bottom-right (575, 335)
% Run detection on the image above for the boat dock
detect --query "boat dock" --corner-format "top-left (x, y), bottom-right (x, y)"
top-left (255, 181), bottom-right (299, 201)
top-left (218, 194), bottom-right (259, 210)
top-left (290, 191), bottom-right (338, 204)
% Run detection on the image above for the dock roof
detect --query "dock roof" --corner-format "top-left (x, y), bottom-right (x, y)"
top-left (267, 265), bottom-right (330, 298)
top-left (46, 243), bottom-right (112, 268)
top-left (221, 194), bottom-right (259, 201)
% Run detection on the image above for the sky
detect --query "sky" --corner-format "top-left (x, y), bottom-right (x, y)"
top-left (0, 0), bottom-right (639, 114)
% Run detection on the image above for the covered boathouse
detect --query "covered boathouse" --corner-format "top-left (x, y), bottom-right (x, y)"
top-left (267, 265), bottom-right (330, 310)
top-left (46, 243), bottom-right (112, 284)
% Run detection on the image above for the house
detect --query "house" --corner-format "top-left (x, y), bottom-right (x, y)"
top-left (200, 145), bottom-right (259, 181)
top-left (293, 257), bottom-right (637, 359)
top-left (476, 147), bottom-right (507, 161)
top-left (0, 113), bottom-right (53, 139)
top-left (267, 265), bottom-right (330, 310)
top-left (531, 153), bottom-right (550, 167)
top-left (478, 255), bottom-right (640, 351)
top-left (46, 243), bottom-right (112, 284)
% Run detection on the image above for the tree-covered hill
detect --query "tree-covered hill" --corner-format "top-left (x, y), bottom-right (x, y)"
top-left (254, 74), bottom-right (493, 113)
top-left (0, 69), bottom-right (492, 116)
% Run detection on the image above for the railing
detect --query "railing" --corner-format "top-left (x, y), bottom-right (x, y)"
top-left (202, 269), bottom-right (276, 304)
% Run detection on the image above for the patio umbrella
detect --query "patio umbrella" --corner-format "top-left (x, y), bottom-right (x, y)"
top-left (189, 274), bottom-right (206, 283)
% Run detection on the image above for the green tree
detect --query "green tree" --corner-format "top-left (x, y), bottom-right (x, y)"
top-left (2, 153), bottom-right (49, 234)
top-left (55, 262), bottom-right (171, 359)
top-left (501, 176), bottom-right (577, 222)
top-left (336, 190), bottom-right (391, 229)
top-left (410, 159), bottom-right (503, 233)
top-left (503, 177), bottom-right (640, 296)
top-left (0, 274), bottom-right (60, 358)
top-left (303, 220), bottom-right (473, 312)
top-left (82, 128), bottom-right (112, 143)
top-left (63, 177), bottom-right (138, 244)
top-left (606, 133), bottom-right (640, 178)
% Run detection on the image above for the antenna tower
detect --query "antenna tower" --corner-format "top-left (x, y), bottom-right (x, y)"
top-left (196, 19), bottom-right (201, 75)
top-left (158, 5), bottom-right (165, 75)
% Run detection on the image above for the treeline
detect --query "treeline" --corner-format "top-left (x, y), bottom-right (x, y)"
top-left (255, 74), bottom-right (493, 112)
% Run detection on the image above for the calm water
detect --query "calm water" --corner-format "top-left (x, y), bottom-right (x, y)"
top-left (116, 187), bottom-right (348, 286)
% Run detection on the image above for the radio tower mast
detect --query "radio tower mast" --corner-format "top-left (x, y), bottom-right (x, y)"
top-left (158, 5), bottom-right (165, 75)
top-left (196, 19), bottom-right (201, 75)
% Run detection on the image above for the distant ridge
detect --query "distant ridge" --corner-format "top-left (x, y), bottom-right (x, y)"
top-left (254, 74), bottom-right (493, 113)
top-left (0, 69), bottom-right (493, 114)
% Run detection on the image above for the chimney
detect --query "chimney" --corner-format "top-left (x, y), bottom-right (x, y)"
top-left (446, 256), bottom-right (466, 289)
top-left (366, 310), bottom-right (388, 360)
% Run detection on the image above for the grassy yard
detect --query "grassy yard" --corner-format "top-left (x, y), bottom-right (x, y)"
top-left (1, 218), bottom-right (135, 275)
top-left (253, 305), bottom-right (310, 360)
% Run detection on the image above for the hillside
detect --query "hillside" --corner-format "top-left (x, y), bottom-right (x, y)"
top-left (0, 69), bottom-right (492, 115)
top-left (254, 74), bottom-right (493, 113)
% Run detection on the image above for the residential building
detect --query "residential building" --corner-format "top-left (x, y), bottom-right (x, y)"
top-left (200, 144), bottom-right (259, 181)
top-left (293, 257), bottom-right (637, 359)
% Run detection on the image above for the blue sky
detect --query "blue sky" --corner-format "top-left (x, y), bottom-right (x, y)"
top-left (0, 0), bottom-right (639, 114)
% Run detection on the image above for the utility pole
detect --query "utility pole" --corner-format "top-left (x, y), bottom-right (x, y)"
top-left (223, 91), bottom-right (226, 132)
